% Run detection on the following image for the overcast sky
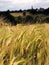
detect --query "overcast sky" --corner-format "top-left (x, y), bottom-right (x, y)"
top-left (0, 0), bottom-right (49, 11)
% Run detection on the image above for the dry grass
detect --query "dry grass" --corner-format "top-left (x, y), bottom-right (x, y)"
top-left (10, 12), bottom-right (29, 17)
top-left (0, 23), bottom-right (49, 65)
top-left (0, 17), bottom-right (11, 26)
top-left (10, 13), bottom-right (23, 17)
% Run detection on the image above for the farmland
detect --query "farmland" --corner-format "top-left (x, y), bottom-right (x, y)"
top-left (0, 9), bottom-right (49, 65)
top-left (0, 23), bottom-right (49, 65)
top-left (0, 0), bottom-right (49, 64)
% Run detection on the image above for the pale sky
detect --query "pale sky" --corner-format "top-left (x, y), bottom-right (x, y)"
top-left (0, 0), bottom-right (49, 11)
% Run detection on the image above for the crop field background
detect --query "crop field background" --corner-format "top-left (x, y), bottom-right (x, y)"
top-left (0, 23), bottom-right (49, 65)
top-left (10, 13), bottom-right (23, 17)
top-left (10, 12), bottom-right (29, 17)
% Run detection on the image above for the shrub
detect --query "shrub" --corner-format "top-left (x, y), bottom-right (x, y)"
top-left (25, 15), bottom-right (33, 23)
top-left (23, 11), bottom-right (26, 16)
top-left (43, 17), bottom-right (49, 23)
top-left (15, 16), bottom-right (23, 23)
top-left (18, 16), bottom-right (23, 23)
top-left (33, 15), bottom-right (42, 23)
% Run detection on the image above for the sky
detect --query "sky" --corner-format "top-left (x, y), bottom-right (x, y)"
top-left (0, 0), bottom-right (49, 11)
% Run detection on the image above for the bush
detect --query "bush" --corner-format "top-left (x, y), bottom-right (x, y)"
top-left (23, 11), bottom-right (26, 16)
top-left (43, 17), bottom-right (49, 23)
top-left (33, 15), bottom-right (42, 23)
top-left (25, 15), bottom-right (33, 23)
top-left (17, 16), bottom-right (23, 23)
top-left (15, 16), bottom-right (23, 23)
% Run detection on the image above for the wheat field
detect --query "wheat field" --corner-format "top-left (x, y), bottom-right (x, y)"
top-left (0, 23), bottom-right (49, 65)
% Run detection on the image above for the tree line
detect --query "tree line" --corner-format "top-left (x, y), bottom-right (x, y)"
top-left (0, 7), bottom-right (49, 15)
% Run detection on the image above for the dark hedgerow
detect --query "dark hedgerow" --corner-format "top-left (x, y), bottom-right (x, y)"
top-left (17, 16), bottom-right (23, 23)
top-left (33, 15), bottom-right (42, 23)
top-left (25, 15), bottom-right (33, 23)
top-left (43, 17), bottom-right (49, 23)
top-left (15, 16), bottom-right (23, 23)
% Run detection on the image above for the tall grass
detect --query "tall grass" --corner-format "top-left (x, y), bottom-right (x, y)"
top-left (0, 23), bottom-right (49, 65)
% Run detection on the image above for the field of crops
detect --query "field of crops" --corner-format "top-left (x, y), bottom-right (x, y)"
top-left (0, 23), bottom-right (49, 65)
